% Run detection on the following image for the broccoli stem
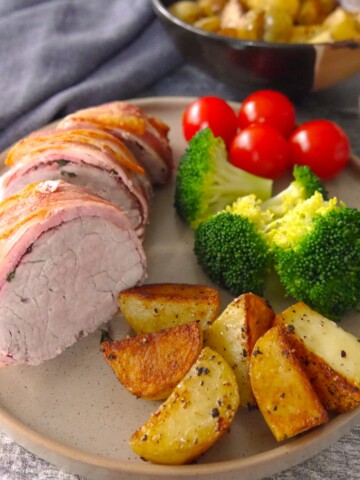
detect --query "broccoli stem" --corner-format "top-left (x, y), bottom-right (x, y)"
top-left (212, 159), bottom-right (273, 201)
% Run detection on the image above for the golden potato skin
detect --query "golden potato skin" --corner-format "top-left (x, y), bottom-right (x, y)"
top-left (118, 283), bottom-right (220, 334)
top-left (204, 293), bottom-right (275, 408)
top-left (249, 325), bottom-right (328, 441)
top-left (285, 340), bottom-right (360, 413)
top-left (130, 347), bottom-right (240, 465)
top-left (274, 302), bottom-right (360, 413)
top-left (102, 322), bottom-right (202, 400)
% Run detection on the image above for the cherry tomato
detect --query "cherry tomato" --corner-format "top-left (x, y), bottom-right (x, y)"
top-left (182, 96), bottom-right (238, 147)
top-left (229, 124), bottom-right (290, 179)
top-left (238, 90), bottom-right (296, 138)
top-left (289, 120), bottom-right (350, 179)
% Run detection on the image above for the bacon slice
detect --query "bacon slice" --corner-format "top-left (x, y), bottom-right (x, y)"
top-left (6, 128), bottom-right (145, 174)
top-left (57, 102), bottom-right (173, 184)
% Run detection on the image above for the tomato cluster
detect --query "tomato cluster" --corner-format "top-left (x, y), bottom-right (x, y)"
top-left (182, 92), bottom-right (351, 180)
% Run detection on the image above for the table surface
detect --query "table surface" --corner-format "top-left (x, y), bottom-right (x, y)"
top-left (1, 63), bottom-right (360, 480)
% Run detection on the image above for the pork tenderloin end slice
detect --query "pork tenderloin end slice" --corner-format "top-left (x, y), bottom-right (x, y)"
top-left (0, 213), bottom-right (146, 367)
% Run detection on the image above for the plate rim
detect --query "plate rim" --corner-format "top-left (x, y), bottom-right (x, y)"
top-left (1, 398), bottom-right (360, 477)
top-left (0, 95), bottom-right (359, 479)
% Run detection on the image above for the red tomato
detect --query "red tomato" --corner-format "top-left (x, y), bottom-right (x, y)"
top-left (289, 120), bottom-right (350, 179)
top-left (229, 124), bottom-right (290, 179)
top-left (238, 90), bottom-right (296, 138)
top-left (182, 96), bottom-right (238, 147)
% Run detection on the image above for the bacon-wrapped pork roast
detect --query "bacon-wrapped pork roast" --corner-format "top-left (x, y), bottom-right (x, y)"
top-left (0, 101), bottom-right (173, 366)
top-left (0, 102), bottom-right (174, 235)
top-left (0, 128), bottom-right (151, 237)
top-left (0, 180), bottom-right (147, 366)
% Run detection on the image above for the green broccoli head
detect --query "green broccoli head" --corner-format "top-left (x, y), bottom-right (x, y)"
top-left (174, 128), bottom-right (272, 228)
top-left (194, 211), bottom-right (272, 296)
top-left (261, 165), bottom-right (328, 219)
top-left (268, 193), bottom-right (360, 320)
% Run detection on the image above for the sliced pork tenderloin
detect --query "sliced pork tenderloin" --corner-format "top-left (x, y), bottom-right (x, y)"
top-left (0, 180), bottom-right (147, 367)
top-left (1, 129), bottom-right (152, 237)
top-left (57, 102), bottom-right (173, 185)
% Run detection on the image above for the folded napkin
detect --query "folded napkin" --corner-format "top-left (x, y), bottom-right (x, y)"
top-left (0, 0), bottom-right (183, 151)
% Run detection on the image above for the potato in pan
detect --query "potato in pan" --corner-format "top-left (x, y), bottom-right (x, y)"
top-left (169, 0), bottom-right (360, 43)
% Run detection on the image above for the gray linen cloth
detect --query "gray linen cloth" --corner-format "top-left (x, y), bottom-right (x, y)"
top-left (0, 0), bottom-right (182, 151)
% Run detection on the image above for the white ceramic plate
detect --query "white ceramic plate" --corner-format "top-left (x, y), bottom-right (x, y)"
top-left (0, 97), bottom-right (359, 480)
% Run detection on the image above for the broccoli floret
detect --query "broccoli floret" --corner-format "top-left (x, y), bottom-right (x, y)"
top-left (192, 157), bottom-right (359, 319)
top-left (267, 192), bottom-right (360, 320)
top-left (261, 165), bottom-right (328, 219)
top-left (194, 208), bottom-right (272, 297)
top-left (228, 165), bottom-right (327, 223)
top-left (174, 128), bottom-right (273, 228)
top-left (192, 167), bottom-right (328, 299)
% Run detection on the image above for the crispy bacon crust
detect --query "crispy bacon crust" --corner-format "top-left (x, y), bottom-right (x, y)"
top-left (6, 128), bottom-right (145, 175)
top-left (57, 102), bottom-right (173, 184)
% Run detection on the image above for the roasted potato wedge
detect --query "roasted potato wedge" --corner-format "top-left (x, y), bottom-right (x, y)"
top-left (274, 302), bottom-right (360, 413)
top-left (118, 283), bottom-right (220, 334)
top-left (102, 322), bottom-right (202, 400)
top-left (249, 325), bottom-right (328, 441)
top-left (130, 347), bottom-right (240, 465)
top-left (204, 293), bottom-right (275, 409)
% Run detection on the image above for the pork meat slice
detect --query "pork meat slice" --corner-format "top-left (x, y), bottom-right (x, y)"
top-left (0, 180), bottom-right (147, 366)
top-left (1, 129), bottom-right (152, 237)
top-left (57, 102), bottom-right (173, 185)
